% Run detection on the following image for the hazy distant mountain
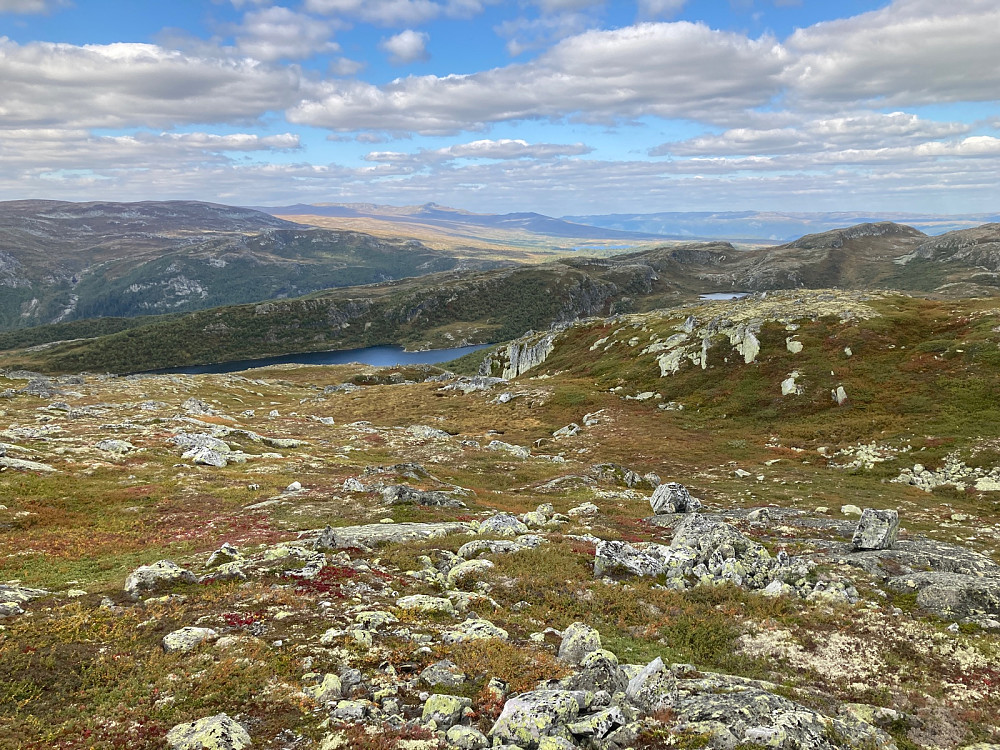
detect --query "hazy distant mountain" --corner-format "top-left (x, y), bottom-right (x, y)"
top-left (562, 210), bottom-right (1000, 241)
top-left (0, 200), bottom-right (508, 330)
top-left (252, 202), bottom-right (671, 241)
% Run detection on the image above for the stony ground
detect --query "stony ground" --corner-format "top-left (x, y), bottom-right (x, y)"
top-left (3, 291), bottom-right (1000, 750)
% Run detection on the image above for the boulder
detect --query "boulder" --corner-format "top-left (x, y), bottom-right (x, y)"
top-left (125, 560), bottom-right (197, 600)
top-left (420, 660), bottom-right (466, 688)
top-left (557, 621), bottom-right (602, 665)
top-left (852, 508), bottom-right (899, 550)
top-left (442, 618), bottom-right (509, 644)
top-left (650, 482), bottom-right (702, 514)
top-left (303, 673), bottom-right (343, 703)
top-left (163, 627), bottom-right (218, 653)
top-left (594, 540), bottom-right (671, 578)
top-left (625, 657), bottom-right (677, 713)
top-left (887, 571), bottom-right (1000, 619)
top-left (396, 595), bottom-right (455, 614)
top-left (479, 513), bottom-right (529, 537)
top-left (381, 485), bottom-right (467, 508)
top-left (447, 559), bottom-right (495, 589)
top-left (422, 694), bottom-right (471, 728)
top-left (166, 713), bottom-right (251, 750)
top-left (446, 726), bottom-right (489, 750)
top-left (490, 690), bottom-right (590, 748)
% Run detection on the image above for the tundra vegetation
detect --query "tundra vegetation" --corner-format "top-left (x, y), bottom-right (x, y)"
top-left (1, 290), bottom-right (1000, 750)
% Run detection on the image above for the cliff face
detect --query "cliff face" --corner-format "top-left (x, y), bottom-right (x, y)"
top-left (480, 329), bottom-right (560, 379)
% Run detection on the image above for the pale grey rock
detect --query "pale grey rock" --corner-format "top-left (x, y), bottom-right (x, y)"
top-left (331, 699), bottom-right (371, 721)
top-left (407, 425), bottom-right (452, 440)
top-left (561, 649), bottom-right (627, 695)
top-left (420, 659), bottom-right (466, 688)
top-left (447, 558), bottom-right (495, 588)
top-left (171, 432), bottom-right (230, 454)
top-left (185, 447), bottom-right (228, 467)
top-left (96, 439), bottom-right (135, 454)
top-left (594, 539), bottom-right (671, 578)
top-left (557, 621), bottom-right (602, 665)
top-left (566, 502), bottom-right (600, 518)
top-left (487, 440), bottom-right (530, 459)
top-left (397, 595), bottom-right (455, 614)
top-left (308, 521), bottom-right (473, 550)
top-left (490, 690), bottom-right (590, 748)
top-left (381, 484), bottom-right (466, 508)
top-left (852, 509), bottom-right (899, 550)
top-left (166, 713), bottom-right (250, 750)
top-left (672, 672), bottom-right (895, 750)
top-left (303, 673), bottom-right (343, 703)
top-left (206, 542), bottom-right (243, 569)
top-left (479, 513), bottom-right (529, 537)
top-left (445, 726), bottom-right (489, 750)
top-left (887, 571), bottom-right (1000, 619)
top-left (482, 330), bottom-right (558, 380)
top-left (125, 560), bottom-right (197, 600)
top-left (832, 385), bottom-right (849, 405)
top-left (163, 627), bottom-right (218, 653)
top-left (566, 706), bottom-right (627, 740)
top-left (422, 694), bottom-right (471, 728)
top-left (650, 482), bottom-right (702, 514)
top-left (626, 657), bottom-right (677, 712)
top-left (442, 618), bottom-right (509, 644)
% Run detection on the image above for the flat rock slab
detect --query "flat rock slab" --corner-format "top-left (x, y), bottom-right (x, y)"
top-left (887, 571), bottom-right (1000, 619)
top-left (310, 521), bottom-right (473, 550)
top-left (815, 538), bottom-right (1000, 580)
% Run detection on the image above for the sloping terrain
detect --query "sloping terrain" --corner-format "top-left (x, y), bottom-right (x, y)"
top-left (6, 220), bottom-right (1000, 374)
top-left (1, 290), bottom-right (999, 750)
top-left (0, 200), bottom-right (509, 330)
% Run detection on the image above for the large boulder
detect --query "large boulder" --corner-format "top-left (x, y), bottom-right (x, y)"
top-left (557, 622), bottom-right (602, 665)
top-left (166, 713), bottom-right (251, 750)
top-left (852, 509), bottom-right (900, 550)
top-left (650, 482), bottom-right (702, 514)
top-left (381, 485), bottom-right (466, 508)
top-left (124, 560), bottom-right (197, 600)
top-left (594, 540), bottom-right (672, 578)
top-left (490, 690), bottom-right (590, 748)
top-left (625, 657), bottom-right (678, 713)
top-left (422, 694), bottom-right (472, 728)
top-left (478, 513), bottom-right (529, 537)
top-left (162, 627), bottom-right (218, 653)
top-left (887, 571), bottom-right (1000, 620)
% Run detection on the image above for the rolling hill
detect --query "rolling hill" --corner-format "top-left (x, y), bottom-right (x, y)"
top-left (0, 200), bottom-right (512, 331)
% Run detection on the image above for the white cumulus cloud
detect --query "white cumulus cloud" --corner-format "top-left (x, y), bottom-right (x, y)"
top-left (234, 6), bottom-right (339, 62)
top-left (379, 29), bottom-right (429, 65)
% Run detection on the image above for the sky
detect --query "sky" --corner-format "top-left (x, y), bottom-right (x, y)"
top-left (0, 0), bottom-right (998, 216)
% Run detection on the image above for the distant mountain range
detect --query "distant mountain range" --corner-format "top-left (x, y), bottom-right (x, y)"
top-left (561, 210), bottom-right (1000, 241)
top-left (252, 202), bottom-right (669, 241)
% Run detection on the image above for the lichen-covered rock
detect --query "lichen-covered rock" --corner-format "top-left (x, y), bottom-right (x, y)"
top-left (887, 571), bottom-right (1000, 619)
top-left (381, 484), bottom-right (467, 508)
top-left (185, 447), bottom-right (229, 467)
top-left (447, 558), bottom-right (495, 588)
top-left (672, 672), bottom-right (896, 750)
top-left (478, 513), bottom-right (529, 536)
top-left (594, 539), bottom-right (671, 578)
top-left (166, 713), bottom-right (251, 750)
top-left (125, 560), bottom-right (197, 600)
top-left (446, 725), bottom-right (489, 750)
top-left (490, 690), bottom-right (590, 748)
top-left (163, 627), bottom-right (218, 653)
top-left (303, 673), bottom-right (342, 703)
top-left (566, 706), bottom-right (628, 740)
top-left (557, 621), bottom-right (602, 665)
top-left (205, 542), bottom-right (242, 569)
top-left (852, 509), bottom-right (899, 550)
top-left (650, 482), bottom-right (702, 514)
top-left (442, 617), bottom-right (509, 644)
top-left (420, 660), bottom-right (466, 688)
top-left (422, 693), bottom-right (471, 728)
top-left (562, 649), bottom-right (628, 694)
top-left (487, 440), bottom-right (531, 459)
top-left (626, 657), bottom-right (677, 712)
top-left (96, 439), bottom-right (135, 454)
top-left (397, 594), bottom-right (455, 614)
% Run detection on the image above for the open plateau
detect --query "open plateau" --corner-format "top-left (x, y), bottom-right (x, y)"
top-left (2, 201), bottom-right (1000, 750)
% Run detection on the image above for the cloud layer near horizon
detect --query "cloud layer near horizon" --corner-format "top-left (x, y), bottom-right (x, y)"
top-left (0, 0), bottom-right (997, 214)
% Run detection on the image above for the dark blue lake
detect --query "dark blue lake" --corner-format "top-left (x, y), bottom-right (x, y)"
top-left (148, 343), bottom-right (493, 376)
